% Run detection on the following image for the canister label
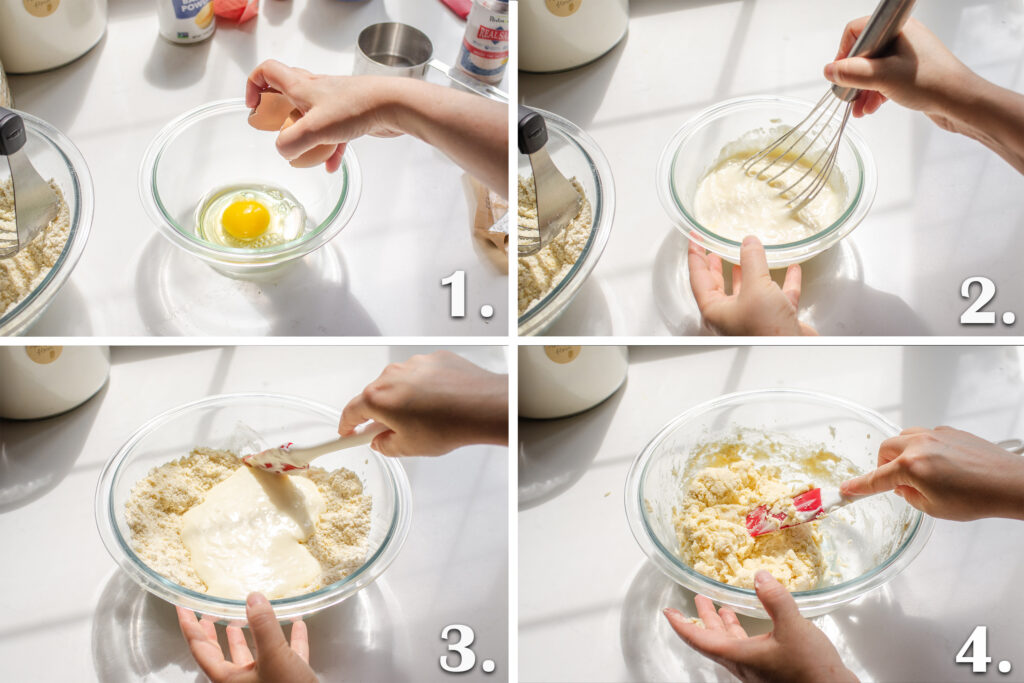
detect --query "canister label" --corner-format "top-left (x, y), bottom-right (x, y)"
top-left (544, 345), bottom-right (581, 364)
top-left (22, 0), bottom-right (60, 18)
top-left (25, 346), bottom-right (62, 364)
top-left (545, 0), bottom-right (582, 17)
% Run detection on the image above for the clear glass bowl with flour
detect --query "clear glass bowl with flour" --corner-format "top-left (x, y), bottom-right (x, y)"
top-left (518, 108), bottom-right (615, 336)
top-left (0, 110), bottom-right (93, 335)
top-left (95, 393), bottom-right (412, 621)
top-left (625, 389), bottom-right (933, 619)
top-left (657, 96), bottom-right (877, 269)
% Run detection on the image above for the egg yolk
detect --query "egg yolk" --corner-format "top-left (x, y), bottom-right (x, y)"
top-left (221, 200), bottom-right (271, 240)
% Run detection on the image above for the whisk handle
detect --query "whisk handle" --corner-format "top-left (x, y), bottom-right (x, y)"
top-left (832, 0), bottom-right (917, 102)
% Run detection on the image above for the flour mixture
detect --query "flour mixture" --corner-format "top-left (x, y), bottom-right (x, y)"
top-left (126, 447), bottom-right (371, 600)
top-left (0, 179), bottom-right (70, 317)
top-left (518, 175), bottom-right (593, 316)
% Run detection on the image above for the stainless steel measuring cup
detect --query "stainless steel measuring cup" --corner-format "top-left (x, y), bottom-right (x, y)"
top-left (354, 22), bottom-right (507, 103)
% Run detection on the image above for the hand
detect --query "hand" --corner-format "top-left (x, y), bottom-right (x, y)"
top-left (689, 235), bottom-right (817, 336)
top-left (245, 60), bottom-right (508, 195)
top-left (246, 60), bottom-right (406, 173)
top-left (338, 351), bottom-right (508, 457)
top-left (176, 592), bottom-right (317, 683)
top-left (664, 571), bottom-right (857, 683)
top-left (840, 427), bottom-right (1024, 521)
top-left (823, 17), bottom-right (975, 129)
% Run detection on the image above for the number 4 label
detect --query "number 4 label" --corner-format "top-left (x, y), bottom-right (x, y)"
top-left (956, 625), bottom-right (992, 673)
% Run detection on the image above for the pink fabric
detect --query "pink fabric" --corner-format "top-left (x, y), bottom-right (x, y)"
top-left (214, 0), bottom-right (260, 23)
top-left (440, 0), bottom-right (471, 20)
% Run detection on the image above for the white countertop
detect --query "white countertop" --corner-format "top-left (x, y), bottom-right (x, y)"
top-left (519, 345), bottom-right (1024, 682)
top-left (520, 0), bottom-right (1024, 336)
top-left (0, 345), bottom-right (509, 682)
top-left (8, 0), bottom-right (508, 337)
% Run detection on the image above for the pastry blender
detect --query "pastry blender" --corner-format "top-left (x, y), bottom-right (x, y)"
top-left (0, 107), bottom-right (59, 258)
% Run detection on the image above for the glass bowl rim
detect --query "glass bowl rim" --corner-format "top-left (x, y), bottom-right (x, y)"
top-left (518, 106), bottom-right (615, 335)
top-left (94, 391), bottom-right (412, 620)
top-left (624, 388), bottom-right (933, 614)
top-left (137, 98), bottom-right (362, 267)
top-left (0, 109), bottom-right (94, 335)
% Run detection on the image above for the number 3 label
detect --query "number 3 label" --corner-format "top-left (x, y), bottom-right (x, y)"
top-left (440, 624), bottom-right (476, 673)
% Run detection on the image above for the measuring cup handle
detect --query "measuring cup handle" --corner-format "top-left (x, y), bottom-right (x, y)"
top-left (997, 438), bottom-right (1024, 455)
top-left (0, 107), bottom-right (26, 156)
top-left (427, 59), bottom-right (509, 103)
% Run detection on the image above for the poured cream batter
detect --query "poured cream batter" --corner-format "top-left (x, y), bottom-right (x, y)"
top-left (675, 460), bottom-right (825, 590)
top-left (181, 467), bottom-right (325, 599)
top-left (126, 447), bottom-right (372, 600)
top-left (693, 139), bottom-right (848, 245)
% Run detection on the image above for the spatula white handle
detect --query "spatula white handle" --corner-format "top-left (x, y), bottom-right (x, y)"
top-left (287, 422), bottom-right (389, 466)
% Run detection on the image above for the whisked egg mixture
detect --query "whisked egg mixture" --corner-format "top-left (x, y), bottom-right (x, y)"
top-left (693, 127), bottom-right (850, 245)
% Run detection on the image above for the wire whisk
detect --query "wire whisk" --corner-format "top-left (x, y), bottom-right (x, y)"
top-left (743, 0), bottom-right (916, 209)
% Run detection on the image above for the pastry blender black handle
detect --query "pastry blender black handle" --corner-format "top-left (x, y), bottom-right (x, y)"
top-left (518, 105), bottom-right (548, 155)
top-left (0, 107), bottom-right (26, 156)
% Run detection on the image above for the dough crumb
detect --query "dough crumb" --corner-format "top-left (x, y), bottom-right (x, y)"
top-left (674, 460), bottom-right (825, 591)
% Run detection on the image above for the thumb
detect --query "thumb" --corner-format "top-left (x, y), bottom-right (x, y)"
top-left (275, 111), bottom-right (328, 161)
top-left (370, 430), bottom-right (401, 457)
top-left (754, 571), bottom-right (801, 628)
top-left (246, 593), bottom-right (289, 656)
top-left (824, 56), bottom-right (886, 91)
top-left (738, 236), bottom-right (770, 283)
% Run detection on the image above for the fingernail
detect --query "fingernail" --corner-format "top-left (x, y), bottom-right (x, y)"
top-left (742, 235), bottom-right (759, 247)
top-left (754, 570), bottom-right (771, 586)
top-left (247, 592), bottom-right (268, 608)
top-left (824, 63), bottom-right (836, 80)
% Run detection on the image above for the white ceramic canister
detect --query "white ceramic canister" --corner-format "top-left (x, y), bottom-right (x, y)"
top-left (0, 346), bottom-right (110, 419)
top-left (519, 0), bottom-right (629, 73)
top-left (519, 345), bottom-right (628, 419)
top-left (0, 0), bottom-right (108, 74)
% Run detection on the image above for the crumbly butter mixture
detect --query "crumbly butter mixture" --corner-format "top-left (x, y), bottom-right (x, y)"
top-left (675, 459), bottom-right (825, 591)
top-left (126, 447), bottom-right (372, 599)
top-left (693, 128), bottom-right (848, 245)
top-left (517, 175), bottom-right (593, 316)
top-left (0, 179), bottom-right (70, 317)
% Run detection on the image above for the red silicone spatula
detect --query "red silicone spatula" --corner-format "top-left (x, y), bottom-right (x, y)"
top-left (744, 487), bottom-right (852, 537)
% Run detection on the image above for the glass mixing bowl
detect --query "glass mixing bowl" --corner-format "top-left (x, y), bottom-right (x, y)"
top-left (657, 96), bottom-right (877, 269)
top-left (0, 110), bottom-right (93, 335)
top-left (518, 108), bottom-right (614, 336)
top-left (139, 99), bottom-right (361, 276)
top-left (95, 393), bottom-right (411, 621)
top-left (625, 389), bottom-right (932, 618)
